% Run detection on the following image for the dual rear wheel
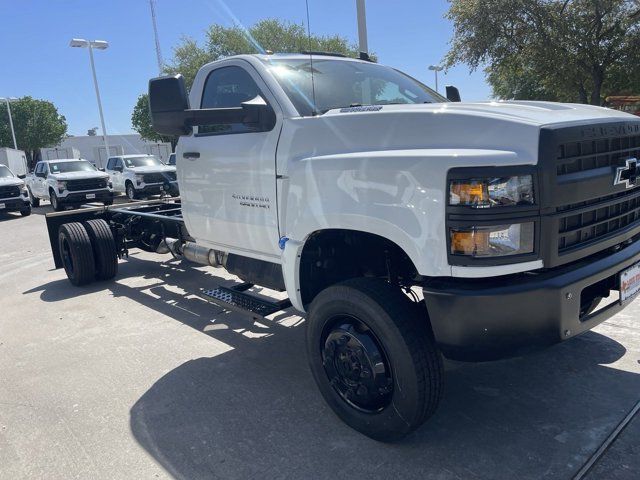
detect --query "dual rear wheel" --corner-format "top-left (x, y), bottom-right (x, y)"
top-left (58, 219), bottom-right (118, 286)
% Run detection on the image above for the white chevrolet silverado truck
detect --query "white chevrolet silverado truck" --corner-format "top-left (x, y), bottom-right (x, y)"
top-left (0, 163), bottom-right (31, 216)
top-left (26, 159), bottom-right (113, 211)
top-left (44, 53), bottom-right (640, 441)
top-left (105, 154), bottom-right (178, 200)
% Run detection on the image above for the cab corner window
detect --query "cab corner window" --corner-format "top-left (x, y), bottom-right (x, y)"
top-left (199, 66), bottom-right (267, 135)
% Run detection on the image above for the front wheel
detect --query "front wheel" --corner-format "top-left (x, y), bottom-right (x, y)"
top-left (20, 205), bottom-right (31, 216)
top-left (50, 190), bottom-right (63, 211)
top-left (126, 182), bottom-right (138, 201)
top-left (306, 278), bottom-right (443, 441)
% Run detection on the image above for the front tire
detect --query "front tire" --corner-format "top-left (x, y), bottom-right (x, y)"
top-left (20, 205), bottom-right (31, 216)
top-left (58, 222), bottom-right (96, 286)
top-left (50, 190), bottom-right (63, 211)
top-left (306, 278), bottom-right (443, 441)
top-left (126, 182), bottom-right (138, 201)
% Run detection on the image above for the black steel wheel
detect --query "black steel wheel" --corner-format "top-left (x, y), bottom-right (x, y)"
top-left (321, 316), bottom-right (393, 413)
top-left (58, 222), bottom-right (96, 286)
top-left (306, 277), bottom-right (443, 442)
top-left (83, 219), bottom-right (118, 281)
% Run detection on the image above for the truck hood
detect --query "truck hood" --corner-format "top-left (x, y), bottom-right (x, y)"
top-left (0, 177), bottom-right (23, 188)
top-left (50, 171), bottom-right (109, 181)
top-left (325, 100), bottom-right (633, 127)
top-left (128, 165), bottom-right (176, 174)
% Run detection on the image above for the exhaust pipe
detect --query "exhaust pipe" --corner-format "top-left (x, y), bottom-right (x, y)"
top-left (157, 238), bottom-right (226, 268)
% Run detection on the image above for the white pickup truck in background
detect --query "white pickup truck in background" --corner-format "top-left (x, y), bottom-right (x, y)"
top-left (0, 163), bottom-right (31, 216)
top-left (26, 159), bottom-right (113, 211)
top-left (45, 53), bottom-right (640, 441)
top-left (105, 154), bottom-right (178, 200)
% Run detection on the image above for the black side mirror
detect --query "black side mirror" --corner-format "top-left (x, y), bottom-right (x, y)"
top-left (446, 85), bottom-right (461, 102)
top-left (149, 74), bottom-right (276, 136)
top-left (149, 75), bottom-right (192, 136)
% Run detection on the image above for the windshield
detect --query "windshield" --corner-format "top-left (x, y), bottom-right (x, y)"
top-left (49, 161), bottom-right (97, 174)
top-left (0, 165), bottom-right (14, 178)
top-left (265, 58), bottom-right (447, 116)
top-left (124, 156), bottom-right (162, 168)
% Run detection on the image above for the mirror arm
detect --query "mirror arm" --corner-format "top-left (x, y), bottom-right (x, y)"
top-left (184, 107), bottom-right (245, 127)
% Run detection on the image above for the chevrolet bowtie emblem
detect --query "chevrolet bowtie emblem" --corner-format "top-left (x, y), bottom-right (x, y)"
top-left (614, 158), bottom-right (639, 189)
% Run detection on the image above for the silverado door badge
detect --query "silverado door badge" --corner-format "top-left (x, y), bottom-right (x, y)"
top-left (614, 158), bottom-right (639, 189)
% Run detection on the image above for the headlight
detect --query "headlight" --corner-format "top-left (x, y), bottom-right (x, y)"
top-left (56, 181), bottom-right (67, 191)
top-left (135, 174), bottom-right (144, 184)
top-left (21, 186), bottom-right (28, 196)
top-left (450, 175), bottom-right (534, 208)
top-left (450, 222), bottom-right (534, 257)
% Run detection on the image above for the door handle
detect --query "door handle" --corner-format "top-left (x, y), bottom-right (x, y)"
top-left (183, 152), bottom-right (200, 159)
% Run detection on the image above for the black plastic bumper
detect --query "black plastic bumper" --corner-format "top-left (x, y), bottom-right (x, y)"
top-left (137, 182), bottom-right (179, 196)
top-left (60, 190), bottom-right (113, 205)
top-left (0, 197), bottom-right (30, 212)
top-left (423, 240), bottom-right (640, 361)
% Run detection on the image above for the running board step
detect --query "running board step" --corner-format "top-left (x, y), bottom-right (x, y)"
top-left (201, 283), bottom-right (292, 317)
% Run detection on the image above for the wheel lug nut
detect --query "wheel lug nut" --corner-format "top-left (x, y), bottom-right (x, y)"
top-left (360, 369), bottom-right (370, 378)
top-left (356, 385), bottom-right (367, 396)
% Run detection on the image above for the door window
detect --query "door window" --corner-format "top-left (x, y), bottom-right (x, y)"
top-left (106, 158), bottom-right (115, 170)
top-left (199, 66), bottom-right (268, 135)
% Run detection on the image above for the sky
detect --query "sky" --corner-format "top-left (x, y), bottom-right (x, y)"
top-left (0, 0), bottom-right (492, 136)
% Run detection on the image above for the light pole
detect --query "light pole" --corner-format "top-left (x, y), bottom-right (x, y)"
top-left (70, 38), bottom-right (110, 166)
top-left (428, 65), bottom-right (444, 93)
top-left (149, 0), bottom-right (164, 74)
top-left (0, 97), bottom-right (18, 149)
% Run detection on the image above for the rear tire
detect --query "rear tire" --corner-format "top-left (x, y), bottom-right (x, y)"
top-left (83, 219), bottom-right (118, 281)
top-left (306, 277), bottom-right (443, 442)
top-left (58, 222), bottom-right (96, 286)
top-left (28, 188), bottom-right (40, 207)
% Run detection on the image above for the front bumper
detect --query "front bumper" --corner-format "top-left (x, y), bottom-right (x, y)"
top-left (0, 196), bottom-right (30, 212)
top-left (58, 189), bottom-right (113, 205)
top-left (423, 239), bottom-right (640, 361)
top-left (135, 181), bottom-right (179, 195)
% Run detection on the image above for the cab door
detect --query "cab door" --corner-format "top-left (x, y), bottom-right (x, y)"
top-left (178, 60), bottom-right (282, 260)
top-left (106, 157), bottom-right (124, 192)
top-left (33, 163), bottom-right (47, 197)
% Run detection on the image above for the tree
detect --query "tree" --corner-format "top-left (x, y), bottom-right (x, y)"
top-left (445, 0), bottom-right (640, 104)
top-left (132, 18), bottom-right (361, 145)
top-left (164, 18), bottom-right (361, 90)
top-left (131, 93), bottom-right (177, 149)
top-left (0, 96), bottom-right (67, 168)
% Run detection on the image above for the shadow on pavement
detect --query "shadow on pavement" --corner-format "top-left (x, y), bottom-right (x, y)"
top-left (24, 255), bottom-right (640, 480)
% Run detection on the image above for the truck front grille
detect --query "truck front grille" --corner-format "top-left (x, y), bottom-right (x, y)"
top-left (557, 134), bottom-right (640, 177)
top-left (557, 190), bottom-right (640, 253)
top-left (0, 185), bottom-right (20, 199)
top-left (539, 120), bottom-right (640, 267)
top-left (144, 172), bottom-right (176, 184)
top-left (66, 178), bottom-right (108, 191)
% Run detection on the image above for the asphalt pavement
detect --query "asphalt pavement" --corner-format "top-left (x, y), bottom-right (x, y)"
top-left (1, 199), bottom-right (639, 479)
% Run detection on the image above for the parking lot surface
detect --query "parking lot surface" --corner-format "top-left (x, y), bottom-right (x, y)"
top-left (1, 201), bottom-right (639, 479)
